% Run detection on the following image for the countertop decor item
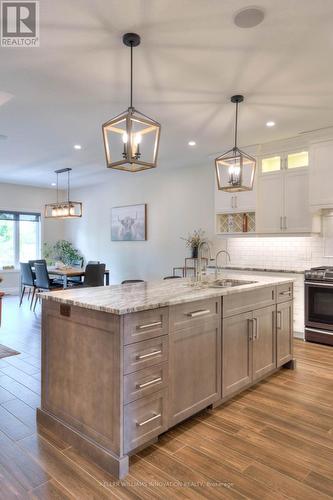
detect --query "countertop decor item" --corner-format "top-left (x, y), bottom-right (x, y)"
top-left (215, 95), bottom-right (256, 192)
top-left (102, 33), bottom-right (161, 172)
top-left (181, 229), bottom-right (205, 258)
top-left (44, 168), bottom-right (82, 219)
top-left (111, 204), bottom-right (147, 241)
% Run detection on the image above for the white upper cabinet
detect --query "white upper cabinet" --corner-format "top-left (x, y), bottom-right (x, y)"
top-left (309, 140), bottom-right (333, 208)
top-left (256, 149), bottom-right (312, 234)
top-left (214, 174), bottom-right (256, 213)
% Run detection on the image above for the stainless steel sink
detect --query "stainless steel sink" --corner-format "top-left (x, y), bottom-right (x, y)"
top-left (208, 279), bottom-right (257, 288)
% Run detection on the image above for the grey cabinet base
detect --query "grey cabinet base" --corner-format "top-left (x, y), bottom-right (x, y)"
top-left (37, 408), bottom-right (129, 479)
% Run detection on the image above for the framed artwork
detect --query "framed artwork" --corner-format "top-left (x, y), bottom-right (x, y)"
top-left (111, 204), bottom-right (147, 241)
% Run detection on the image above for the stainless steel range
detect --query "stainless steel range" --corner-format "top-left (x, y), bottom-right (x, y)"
top-left (305, 267), bottom-right (333, 346)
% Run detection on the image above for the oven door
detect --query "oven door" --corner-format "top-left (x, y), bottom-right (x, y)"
top-left (305, 281), bottom-right (333, 332)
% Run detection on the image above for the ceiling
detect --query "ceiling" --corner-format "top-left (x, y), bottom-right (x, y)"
top-left (0, 0), bottom-right (333, 188)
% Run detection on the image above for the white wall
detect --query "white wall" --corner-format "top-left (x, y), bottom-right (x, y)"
top-left (0, 182), bottom-right (65, 293)
top-left (64, 164), bottom-right (214, 284)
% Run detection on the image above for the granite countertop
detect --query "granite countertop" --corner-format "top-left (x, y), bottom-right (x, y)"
top-left (39, 274), bottom-right (295, 315)
top-left (207, 266), bottom-right (305, 275)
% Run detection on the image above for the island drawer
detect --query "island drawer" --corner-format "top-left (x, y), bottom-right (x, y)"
top-left (124, 336), bottom-right (168, 375)
top-left (124, 362), bottom-right (168, 404)
top-left (123, 308), bottom-right (169, 345)
top-left (276, 283), bottom-right (293, 303)
top-left (170, 298), bottom-right (220, 331)
top-left (223, 286), bottom-right (275, 318)
top-left (124, 389), bottom-right (168, 453)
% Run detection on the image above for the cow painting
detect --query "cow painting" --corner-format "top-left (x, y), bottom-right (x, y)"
top-left (111, 204), bottom-right (147, 241)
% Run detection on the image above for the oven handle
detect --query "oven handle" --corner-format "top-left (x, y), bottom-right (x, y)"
top-left (306, 327), bottom-right (333, 336)
top-left (305, 281), bottom-right (333, 287)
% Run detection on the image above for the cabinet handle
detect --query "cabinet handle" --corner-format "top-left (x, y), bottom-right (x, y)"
top-left (136, 350), bottom-right (162, 360)
top-left (231, 196), bottom-right (234, 209)
top-left (253, 317), bottom-right (258, 340)
top-left (277, 310), bottom-right (282, 330)
top-left (280, 216), bottom-right (283, 231)
top-left (247, 319), bottom-right (253, 341)
top-left (137, 321), bottom-right (162, 330)
top-left (279, 290), bottom-right (292, 296)
top-left (136, 377), bottom-right (162, 389)
top-left (235, 196), bottom-right (238, 209)
top-left (136, 413), bottom-right (161, 427)
top-left (284, 216), bottom-right (287, 230)
top-left (187, 309), bottom-right (211, 318)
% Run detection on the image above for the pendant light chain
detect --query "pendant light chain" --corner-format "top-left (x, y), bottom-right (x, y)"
top-left (56, 171), bottom-right (59, 205)
top-left (67, 169), bottom-right (70, 204)
top-left (130, 43), bottom-right (133, 109)
top-left (234, 101), bottom-right (239, 150)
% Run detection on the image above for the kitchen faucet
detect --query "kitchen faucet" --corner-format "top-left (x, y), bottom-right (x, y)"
top-left (215, 250), bottom-right (231, 278)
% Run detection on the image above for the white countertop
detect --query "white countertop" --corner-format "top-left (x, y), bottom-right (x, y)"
top-left (39, 274), bottom-right (294, 315)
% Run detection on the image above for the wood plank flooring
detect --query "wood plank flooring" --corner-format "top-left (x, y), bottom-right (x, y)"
top-left (0, 295), bottom-right (332, 499)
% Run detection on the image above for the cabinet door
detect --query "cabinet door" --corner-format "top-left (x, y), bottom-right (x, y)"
top-left (309, 141), bottom-right (333, 207)
top-left (215, 177), bottom-right (235, 212)
top-left (234, 187), bottom-right (256, 212)
top-left (284, 169), bottom-right (311, 233)
top-left (222, 311), bottom-right (252, 398)
top-left (169, 320), bottom-right (221, 426)
top-left (256, 174), bottom-right (284, 233)
top-left (252, 305), bottom-right (276, 381)
top-left (276, 301), bottom-right (293, 367)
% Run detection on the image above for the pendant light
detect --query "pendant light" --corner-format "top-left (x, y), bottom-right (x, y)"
top-left (102, 33), bottom-right (161, 172)
top-left (45, 168), bottom-right (82, 219)
top-left (215, 95), bottom-right (256, 192)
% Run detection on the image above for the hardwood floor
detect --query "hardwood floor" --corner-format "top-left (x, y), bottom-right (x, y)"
top-left (0, 295), bottom-right (332, 499)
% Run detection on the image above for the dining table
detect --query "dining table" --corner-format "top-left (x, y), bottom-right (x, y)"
top-left (48, 267), bottom-right (110, 289)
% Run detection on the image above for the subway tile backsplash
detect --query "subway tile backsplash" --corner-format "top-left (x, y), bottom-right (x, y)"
top-left (223, 236), bottom-right (332, 271)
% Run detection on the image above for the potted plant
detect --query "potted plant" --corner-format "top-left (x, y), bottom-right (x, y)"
top-left (181, 229), bottom-right (206, 258)
top-left (43, 240), bottom-right (83, 267)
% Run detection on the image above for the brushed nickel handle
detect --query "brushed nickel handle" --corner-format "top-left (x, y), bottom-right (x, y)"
top-left (284, 216), bottom-right (287, 230)
top-left (136, 377), bottom-right (162, 389)
top-left (253, 317), bottom-right (258, 340)
top-left (279, 291), bottom-right (292, 296)
top-left (137, 321), bottom-right (162, 330)
top-left (247, 319), bottom-right (253, 341)
top-left (277, 310), bottom-right (282, 330)
top-left (280, 216), bottom-right (283, 231)
top-left (187, 309), bottom-right (211, 318)
top-left (136, 413), bottom-right (161, 427)
top-left (136, 350), bottom-right (162, 360)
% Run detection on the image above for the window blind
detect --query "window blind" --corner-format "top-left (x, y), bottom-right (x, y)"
top-left (0, 211), bottom-right (40, 222)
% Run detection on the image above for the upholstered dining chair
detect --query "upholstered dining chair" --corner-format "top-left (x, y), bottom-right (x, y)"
top-left (33, 262), bottom-right (63, 312)
top-left (19, 262), bottom-right (36, 309)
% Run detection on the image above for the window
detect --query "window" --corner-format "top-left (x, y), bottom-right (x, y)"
top-left (0, 211), bottom-right (41, 268)
top-left (261, 156), bottom-right (281, 173)
top-left (287, 151), bottom-right (309, 169)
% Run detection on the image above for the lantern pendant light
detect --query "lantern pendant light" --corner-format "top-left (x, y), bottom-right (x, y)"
top-left (215, 95), bottom-right (256, 192)
top-left (102, 33), bottom-right (161, 172)
top-left (45, 168), bottom-right (82, 219)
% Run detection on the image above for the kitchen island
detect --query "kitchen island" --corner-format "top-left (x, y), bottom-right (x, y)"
top-left (38, 275), bottom-right (295, 478)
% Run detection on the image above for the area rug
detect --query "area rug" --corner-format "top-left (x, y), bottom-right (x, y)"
top-left (0, 344), bottom-right (20, 359)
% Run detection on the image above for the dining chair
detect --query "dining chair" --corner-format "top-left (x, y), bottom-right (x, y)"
top-left (19, 263), bottom-right (36, 309)
top-left (163, 276), bottom-right (181, 280)
top-left (33, 262), bottom-right (63, 312)
top-left (121, 280), bottom-right (145, 284)
top-left (87, 261), bottom-right (100, 265)
top-left (67, 258), bottom-right (85, 284)
top-left (82, 263), bottom-right (106, 287)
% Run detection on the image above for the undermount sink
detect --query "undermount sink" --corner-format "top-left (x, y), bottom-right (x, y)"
top-left (208, 278), bottom-right (257, 288)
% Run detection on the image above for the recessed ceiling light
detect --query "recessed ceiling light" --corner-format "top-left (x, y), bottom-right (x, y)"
top-left (51, 182), bottom-right (56, 186)
top-left (188, 141), bottom-right (196, 146)
top-left (74, 144), bottom-right (82, 150)
top-left (266, 121), bottom-right (275, 127)
top-left (234, 7), bottom-right (265, 28)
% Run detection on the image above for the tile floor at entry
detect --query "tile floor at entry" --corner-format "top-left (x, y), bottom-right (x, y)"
top-left (0, 296), bottom-right (332, 499)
